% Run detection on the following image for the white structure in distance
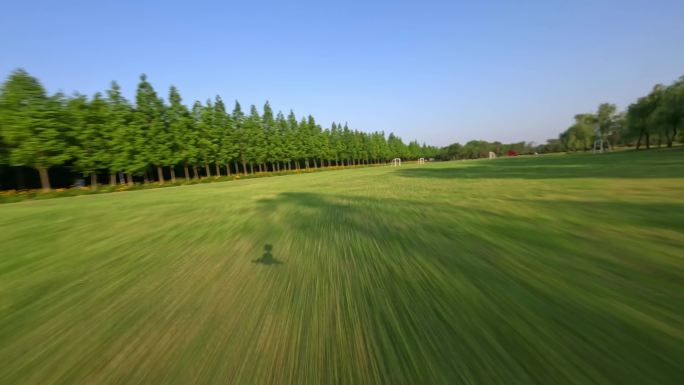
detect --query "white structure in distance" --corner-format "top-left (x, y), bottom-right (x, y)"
top-left (488, 152), bottom-right (497, 159)
top-left (391, 158), bottom-right (402, 166)
top-left (418, 158), bottom-right (425, 164)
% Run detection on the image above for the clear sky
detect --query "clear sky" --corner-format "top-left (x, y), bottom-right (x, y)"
top-left (1, 0), bottom-right (683, 146)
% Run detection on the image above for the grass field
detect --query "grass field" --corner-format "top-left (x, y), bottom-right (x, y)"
top-left (1, 149), bottom-right (683, 385)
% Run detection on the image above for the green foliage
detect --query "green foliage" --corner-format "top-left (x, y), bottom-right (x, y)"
top-left (134, 74), bottom-right (169, 171)
top-left (0, 69), bottom-right (70, 170)
top-left (652, 78), bottom-right (684, 147)
top-left (70, 92), bottom-right (110, 176)
top-left (0, 68), bottom-right (435, 188)
top-left (214, 96), bottom-right (237, 167)
top-left (244, 105), bottom-right (266, 165)
top-left (167, 86), bottom-right (197, 167)
top-left (104, 81), bottom-right (134, 175)
top-left (561, 75), bottom-right (684, 151)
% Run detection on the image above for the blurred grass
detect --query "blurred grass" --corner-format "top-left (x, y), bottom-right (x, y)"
top-left (1, 148), bottom-right (683, 385)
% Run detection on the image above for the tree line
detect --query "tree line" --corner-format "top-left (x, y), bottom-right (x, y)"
top-left (437, 140), bottom-right (539, 161)
top-left (557, 76), bottom-right (683, 151)
top-left (438, 75), bottom-right (684, 160)
top-left (0, 69), bottom-right (439, 191)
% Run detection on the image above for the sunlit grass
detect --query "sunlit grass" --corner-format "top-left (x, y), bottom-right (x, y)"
top-left (1, 149), bottom-right (683, 385)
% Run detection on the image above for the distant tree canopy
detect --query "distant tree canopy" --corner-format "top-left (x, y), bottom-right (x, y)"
top-left (557, 76), bottom-right (684, 151)
top-left (439, 75), bottom-right (684, 161)
top-left (436, 140), bottom-right (540, 161)
top-left (0, 69), bottom-right (439, 191)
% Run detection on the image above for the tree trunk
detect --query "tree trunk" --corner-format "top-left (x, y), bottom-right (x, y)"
top-left (156, 166), bottom-right (164, 184)
top-left (205, 164), bottom-right (211, 178)
top-left (242, 161), bottom-right (248, 175)
top-left (193, 166), bottom-right (199, 180)
top-left (184, 165), bottom-right (190, 181)
top-left (37, 166), bottom-right (51, 192)
top-left (313, 158), bottom-right (318, 168)
top-left (646, 132), bottom-right (650, 149)
top-left (109, 172), bottom-right (116, 186)
top-left (127, 173), bottom-right (133, 186)
top-left (215, 163), bottom-right (221, 177)
top-left (258, 164), bottom-right (263, 173)
top-left (225, 163), bottom-right (231, 176)
top-left (234, 161), bottom-right (239, 175)
top-left (170, 167), bottom-right (176, 184)
top-left (90, 172), bottom-right (98, 190)
top-left (250, 163), bottom-right (254, 174)
top-left (667, 126), bottom-right (676, 147)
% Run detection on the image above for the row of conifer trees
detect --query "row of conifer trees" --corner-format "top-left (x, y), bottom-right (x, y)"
top-left (0, 69), bottom-right (438, 191)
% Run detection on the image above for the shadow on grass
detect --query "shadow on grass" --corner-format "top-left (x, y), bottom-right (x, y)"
top-left (396, 148), bottom-right (684, 180)
top-left (252, 191), bottom-right (683, 384)
top-left (252, 244), bottom-right (283, 265)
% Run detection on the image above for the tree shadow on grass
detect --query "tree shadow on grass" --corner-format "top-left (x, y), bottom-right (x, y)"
top-left (252, 191), bottom-right (683, 383)
top-left (396, 148), bottom-right (684, 180)
top-left (252, 244), bottom-right (283, 265)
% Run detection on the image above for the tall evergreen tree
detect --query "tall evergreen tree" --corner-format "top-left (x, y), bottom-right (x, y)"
top-left (286, 110), bottom-right (300, 170)
top-left (232, 101), bottom-right (249, 174)
top-left (133, 74), bottom-right (168, 182)
top-left (244, 105), bottom-right (265, 173)
top-left (212, 96), bottom-right (234, 176)
top-left (167, 86), bottom-right (194, 182)
top-left (71, 92), bottom-right (109, 188)
top-left (197, 99), bottom-right (216, 177)
top-left (104, 81), bottom-right (133, 185)
top-left (263, 101), bottom-right (281, 171)
top-left (190, 101), bottom-right (205, 178)
top-left (0, 69), bottom-right (70, 191)
top-left (273, 111), bottom-right (289, 171)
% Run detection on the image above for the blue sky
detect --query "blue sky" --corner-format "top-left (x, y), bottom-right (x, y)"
top-left (1, 0), bottom-right (683, 146)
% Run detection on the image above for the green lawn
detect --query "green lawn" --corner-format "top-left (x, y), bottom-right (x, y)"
top-left (1, 149), bottom-right (683, 385)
